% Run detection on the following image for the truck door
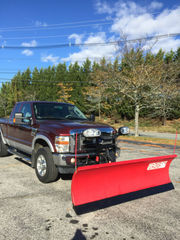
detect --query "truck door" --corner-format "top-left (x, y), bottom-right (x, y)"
top-left (15, 102), bottom-right (34, 154)
top-left (7, 102), bottom-right (22, 148)
top-left (7, 103), bottom-right (34, 154)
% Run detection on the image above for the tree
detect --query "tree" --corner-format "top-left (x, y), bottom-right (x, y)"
top-left (56, 63), bottom-right (72, 103)
top-left (66, 62), bottom-right (88, 112)
top-left (89, 58), bottom-right (114, 119)
top-left (30, 67), bottom-right (40, 100)
top-left (109, 48), bottom-right (163, 136)
top-left (0, 83), bottom-right (12, 117)
top-left (152, 58), bottom-right (180, 125)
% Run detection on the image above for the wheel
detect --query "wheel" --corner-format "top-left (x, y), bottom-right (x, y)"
top-left (0, 133), bottom-right (9, 157)
top-left (34, 147), bottom-right (59, 183)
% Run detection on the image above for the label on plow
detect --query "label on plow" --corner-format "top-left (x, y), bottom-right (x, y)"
top-left (147, 161), bottom-right (168, 170)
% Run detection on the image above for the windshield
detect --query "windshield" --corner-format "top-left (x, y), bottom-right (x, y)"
top-left (33, 102), bottom-right (87, 120)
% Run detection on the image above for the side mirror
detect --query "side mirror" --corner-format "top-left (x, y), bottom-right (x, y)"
top-left (14, 113), bottom-right (23, 124)
top-left (14, 113), bottom-right (31, 125)
top-left (89, 114), bottom-right (95, 122)
top-left (118, 126), bottom-right (130, 135)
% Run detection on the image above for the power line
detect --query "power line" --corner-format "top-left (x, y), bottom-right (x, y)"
top-left (0, 30), bottom-right (171, 41)
top-left (0, 18), bottom-right (109, 31)
top-left (0, 72), bottom-right (17, 74)
top-left (0, 11), bottom-right (167, 32)
top-left (0, 22), bottom-right (112, 32)
top-left (0, 80), bottom-right (96, 87)
top-left (0, 33), bottom-right (85, 40)
top-left (0, 81), bottom-right (91, 88)
top-left (0, 56), bottom-right (116, 61)
top-left (0, 78), bottom-right (95, 83)
top-left (1, 33), bottom-right (180, 49)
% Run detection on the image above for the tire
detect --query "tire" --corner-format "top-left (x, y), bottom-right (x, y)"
top-left (0, 133), bottom-right (9, 157)
top-left (34, 147), bottom-right (59, 183)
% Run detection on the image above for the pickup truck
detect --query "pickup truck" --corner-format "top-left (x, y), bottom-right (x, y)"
top-left (0, 101), bottom-right (129, 183)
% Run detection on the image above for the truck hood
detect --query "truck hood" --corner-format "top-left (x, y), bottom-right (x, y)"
top-left (37, 120), bottom-right (115, 135)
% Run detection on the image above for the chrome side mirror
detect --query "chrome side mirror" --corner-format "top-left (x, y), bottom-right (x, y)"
top-left (118, 126), bottom-right (130, 135)
top-left (14, 113), bottom-right (31, 125)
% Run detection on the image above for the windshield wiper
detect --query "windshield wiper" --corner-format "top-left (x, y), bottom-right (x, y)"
top-left (65, 116), bottom-right (87, 120)
top-left (37, 117), bottom-right (65, 120)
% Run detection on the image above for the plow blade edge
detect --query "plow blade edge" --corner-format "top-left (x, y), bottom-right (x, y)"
top-left (71, 154), bottom-right (177, 207)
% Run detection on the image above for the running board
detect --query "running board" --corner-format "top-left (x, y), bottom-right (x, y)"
top-left (8, 147), bottom-right (32, 163)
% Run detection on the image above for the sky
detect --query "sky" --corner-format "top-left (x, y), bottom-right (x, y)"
top-left (0, 0), bottom-right (180, 85)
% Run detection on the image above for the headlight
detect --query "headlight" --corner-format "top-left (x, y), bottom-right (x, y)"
top-left (83, 128), bottom-right (101, 137)
top-left (55, 136), bottom-right (70, 153)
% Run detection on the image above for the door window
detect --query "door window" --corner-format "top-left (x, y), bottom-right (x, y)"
top-left (21, 103), bottom-right (32, 123)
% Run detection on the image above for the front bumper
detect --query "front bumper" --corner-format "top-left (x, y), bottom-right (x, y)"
top-left (53, 152), bottom-right (97, 174)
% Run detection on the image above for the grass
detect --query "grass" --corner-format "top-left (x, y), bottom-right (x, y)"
top-left (98, 117), bottom-right (180, 146)
top-left (118, 135), bottom-right (180, 147)
top-left (99, 117), bottom-right (180, 134)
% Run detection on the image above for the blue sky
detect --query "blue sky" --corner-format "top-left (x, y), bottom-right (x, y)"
top-left (0, 0), bottom-right (180, 85)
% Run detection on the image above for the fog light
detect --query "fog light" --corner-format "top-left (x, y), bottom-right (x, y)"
top-left (71, 158), bottom-right (75, 163)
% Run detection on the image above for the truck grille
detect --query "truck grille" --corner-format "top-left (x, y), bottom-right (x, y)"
top-left (70, 131), bottom-right (116, 153)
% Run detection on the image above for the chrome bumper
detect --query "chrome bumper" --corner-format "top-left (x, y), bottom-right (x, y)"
top-left (53, 152), bottom-right (96, 174)
top-left (53, 152), bottom-right (96, 166)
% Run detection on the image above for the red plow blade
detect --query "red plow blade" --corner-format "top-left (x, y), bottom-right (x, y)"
top-left (71, 155), bottom-right (176, 209)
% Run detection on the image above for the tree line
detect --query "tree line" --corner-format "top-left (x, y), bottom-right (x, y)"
top-left (0, 46), bottom-right (180, 135)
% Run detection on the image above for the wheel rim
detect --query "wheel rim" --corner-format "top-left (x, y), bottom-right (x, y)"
top-left (37, 154), bottom-right (47, 177)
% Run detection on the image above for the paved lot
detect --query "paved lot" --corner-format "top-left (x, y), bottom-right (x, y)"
top-left (0, 142), bottom-right (180, 240)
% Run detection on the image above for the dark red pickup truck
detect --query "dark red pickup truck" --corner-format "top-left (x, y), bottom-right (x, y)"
top-left (0, 101), bottom-right (129, 183)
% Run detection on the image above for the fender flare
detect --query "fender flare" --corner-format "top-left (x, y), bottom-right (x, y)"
top-left (0, 128), bottom-right (7, 145)
top-left (32, 135), bottom-right (55, 153)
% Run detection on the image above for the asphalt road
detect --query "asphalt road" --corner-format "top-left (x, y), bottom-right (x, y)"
top-left (0, 142), bottom-right (180, 240)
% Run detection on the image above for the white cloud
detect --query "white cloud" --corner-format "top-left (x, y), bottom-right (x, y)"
top-left (151, 37), bottom-right (180, 53)
top-left (22, 49), bottom-right (33, 56)
top-left (63, 1), bottom-right (180, 63)
top-left (41, 54), bottom-right (60, 64)
top-left (96, 1), bottom-right (180, 52)
top-left (21, 40), bottom-right (37, 47)
top-left (149, 1), bottom-right (163, 10)
top-left (61, 33), bottom-right (117, 63)
top-left (95, 0), bottom-right (115, 14)
top-left (1, 40), bottom-right (7, 48)
top-left (35, 21), bottom-right (48, 27)
top-left (96, 1), bottom-right (146, 16)
top-left (21, 40), bottom-right (37, 56)
top-left (110, 5), bottom-right (180, 36)
top-left (68, 33), bottom-right (83, 44)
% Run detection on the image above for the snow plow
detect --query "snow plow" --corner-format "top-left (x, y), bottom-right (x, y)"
top-left (71, 154), bottom-right (177, 214)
